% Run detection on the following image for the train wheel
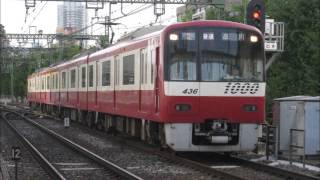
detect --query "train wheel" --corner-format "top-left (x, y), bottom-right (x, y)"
top-left (159, 124), bottom-right (168, 150)
top-left (86, 112), bottom-right (94, 128)
top-left (96, 113), bottom-right (105, 131)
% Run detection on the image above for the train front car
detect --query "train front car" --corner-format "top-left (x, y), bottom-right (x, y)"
top-left (161, 21), bottom-right (265, 152)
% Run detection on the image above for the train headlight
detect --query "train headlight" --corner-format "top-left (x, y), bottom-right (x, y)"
top-left (175, 104), bottom-right (191, 111)
top-left (250, 35), bottom-right (258, 43)
top-left (243, 104), bottom-right (257, 112)
top-left (169, 33), bottom-right (179, 41)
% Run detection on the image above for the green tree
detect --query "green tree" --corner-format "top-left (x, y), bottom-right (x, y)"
top-left (0, 43), bottom-right (83, 98)
top-left (266, 0), bottom-right (320, 112)
top-left (98, 36), bottom-right (109, 48)
top-left (179, 8), bottom-right (194, 22)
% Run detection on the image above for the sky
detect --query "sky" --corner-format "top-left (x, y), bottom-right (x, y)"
top-left (0, 0), bottom-right (181, 46)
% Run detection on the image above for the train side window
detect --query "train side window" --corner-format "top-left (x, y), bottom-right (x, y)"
top-left (61, 72), bottom-right (66, 89)
top-left (52, 75), bottom-right (54, 89)
top-left (81, 66), bottom-right (86, 88)
top-left (123, 54), bottom-right (135, 85)
top-left (50, 74), bottom-right (54, 90)
top-left (47, 76), bottom-right (50, 90)
top-left (70, 69), bottom-right (76, 88)
top-left (101, 61), bottom-right (111, 86)
top-left (89, 65), bottom-right (94, 87)
top-left (144, 52), bottom-right (148, 84)
top-left (140, 49), bottom-right (146, 84)
top-left (115, 56), bottom-right (120, 86)
top-left (42, 77), bottom-right (44, 90)
top-left (55, 74), bottom-right (58, 89)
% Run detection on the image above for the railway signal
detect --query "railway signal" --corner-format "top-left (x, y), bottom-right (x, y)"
top-left (246, 0), bottom-right (265, 33)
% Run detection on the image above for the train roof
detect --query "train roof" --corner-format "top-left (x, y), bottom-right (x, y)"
top-left (162, 20), bottom-right (262, 35)
top-left (117, 25), bottom-right (165, 42)
top-left (28, 20), bottom-right (262, 78)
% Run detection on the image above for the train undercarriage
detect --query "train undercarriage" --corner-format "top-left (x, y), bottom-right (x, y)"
top-left (30, 102), bottom-right (259, 152)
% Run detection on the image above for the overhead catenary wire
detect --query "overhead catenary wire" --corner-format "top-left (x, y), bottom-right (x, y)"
top-left (22, 2), bottom-right (48, 34)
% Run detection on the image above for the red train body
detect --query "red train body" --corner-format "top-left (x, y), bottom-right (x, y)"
top-left (28, 20), bottom-right (266, 152)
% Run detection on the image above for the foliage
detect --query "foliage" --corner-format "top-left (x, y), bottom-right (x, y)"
top-left (224, 2), bottom-right (246, 23)
top-left (205, 0), bottom-right (247, 23)
top-left (179, 8), bottom-right (194, 22)
top-left (265, 0), bottom-right (320, 112)
top-left (97, 36), bottom-right (109, 48)
top-left (206, 7), bottom-right (222, 20)
top-left (0, 43), bottom-right (82, 97)
top-left (185, 0), bottom-right (320, 115)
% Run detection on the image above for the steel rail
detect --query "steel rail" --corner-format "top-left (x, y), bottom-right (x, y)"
top-left (104, 135), bottom-right (246, 180)
top-left (1, 112), bottom-right (66, 180)
top-left (6, 109), bottom-right (143, 180)
top-left (225, 155), bottom-right (319, 180)
top-left (12, 106), bottom-right (243, 180)
top-left (157, 152), bottom-right (246, 180)
top-left (5, 105), bottom-right (320, 180)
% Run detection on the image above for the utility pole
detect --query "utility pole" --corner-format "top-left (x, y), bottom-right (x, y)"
top-left (107, 3), bottom-right (111, 42)
top-left (10, 55), bottom-right (14, 102)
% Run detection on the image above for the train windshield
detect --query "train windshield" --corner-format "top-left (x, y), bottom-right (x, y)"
top-left (166, 27), bottom-right (264, 82)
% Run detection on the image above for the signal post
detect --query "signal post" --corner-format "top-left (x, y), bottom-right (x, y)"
top-left (246, 0), bottom-right (284, 71)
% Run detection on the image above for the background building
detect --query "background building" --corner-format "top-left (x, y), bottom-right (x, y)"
top-left (57, 2), bottom-right (88, 35)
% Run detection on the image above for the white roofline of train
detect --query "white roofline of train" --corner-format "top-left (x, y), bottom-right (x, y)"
top-left (29, 20), bottom-right (261, 77)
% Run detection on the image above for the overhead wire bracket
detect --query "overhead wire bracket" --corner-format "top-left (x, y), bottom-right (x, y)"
top-left (85, 0), bottom-right (104, 9)
top-left (25, 0), bottom-right (36, 8)
top-left (154, 0), bottom-right (165, 16)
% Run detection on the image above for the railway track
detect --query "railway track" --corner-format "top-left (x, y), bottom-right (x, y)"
top-left (177, 152), bottom-right (320, 180)
top-left (2, 105), bottom-right (320, 180)
top-left (1, 109), bottom-right (142, 180)
top-left (1, 105), bottom-right (245, 180)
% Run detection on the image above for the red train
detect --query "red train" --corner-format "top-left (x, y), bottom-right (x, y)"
top-left (27, 20), bottom-right (266, 152)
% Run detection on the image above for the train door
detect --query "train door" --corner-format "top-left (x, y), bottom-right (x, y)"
top-left (50, 74), bottom-right (52, 103)
top-left (154, 47), bottom-right (160, 113)
top-left (87, 61), bottom-right (97, 110)
top-left (95, 62), bottom-right (98, 107)
top-left (79, 63), bottom-right (88, 110)
top-left (139, 48), bottom-right (147, 112)
top-left (76, 66), bottom-right (80, 108)
top-left (150, 45), bottom-right (160, 114)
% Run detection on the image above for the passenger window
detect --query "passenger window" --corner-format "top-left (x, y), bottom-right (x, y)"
top-left (115, 56), bottom-right (120, 85)
top-left (70, 69), bottom-right (76, 88)
top-left (101, 61), bottom-right (111, 86)
top-left (62, 72), bottom-right (66, 89)
top-left (55, 74), bottom-right (58, 89)
top-left (140, 49), bottom-right (146, 84)
top-left (89, 65), bottom-right (94, 87)
top-left (42, 77), bottom-right (45, 90)
top-left (123, 54), bottom-right (135, 85)
top-left (81, 67), bottom-right (86, 88)
top-left (50, 75), bottom-right (54, 89)
top-left (46, 76), bottom-right (49, 90)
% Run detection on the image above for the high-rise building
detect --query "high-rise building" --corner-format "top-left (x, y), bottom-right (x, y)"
top-left (57, 2), bottom-right (88, 35)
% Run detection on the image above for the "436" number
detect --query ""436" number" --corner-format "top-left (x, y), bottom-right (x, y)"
top-left (182, 88), bottom-right (199, 95)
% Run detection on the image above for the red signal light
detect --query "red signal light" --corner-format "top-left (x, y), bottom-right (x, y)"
top-left (253, 11), bottom-right (261, 19)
